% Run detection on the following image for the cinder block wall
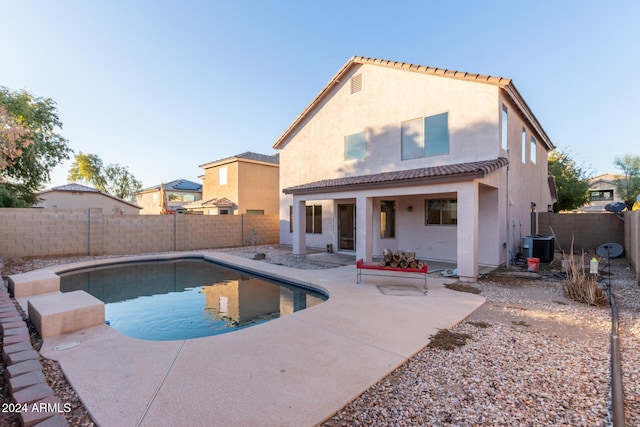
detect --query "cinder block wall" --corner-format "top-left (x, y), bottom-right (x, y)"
top-left (538, 212), bottom-right (625, 254)
top-left (0, 209), bottom-right (90, 257)
top-left (0, 208), bottom-right (280, 258)
top-left (625, 211), bottom-right (639, 283)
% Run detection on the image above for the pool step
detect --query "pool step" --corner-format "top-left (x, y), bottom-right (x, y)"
top-left (8, 270), bottom-right (60, 298)
top-left (27, 291), bottom-right (105, 338)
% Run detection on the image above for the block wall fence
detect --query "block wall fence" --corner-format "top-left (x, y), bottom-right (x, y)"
top-left (625, 210), bottom-right (640, 283)
top-left (538, 211), bottom-right (639, 283)
top-left (0, 208), bottom-right (280, 259)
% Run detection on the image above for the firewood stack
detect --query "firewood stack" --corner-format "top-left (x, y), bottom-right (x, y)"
top-left (377, 249), bottom-right (425, 269)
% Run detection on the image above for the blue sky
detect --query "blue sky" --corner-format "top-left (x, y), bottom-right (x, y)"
top-left (2, 1), bottom-right (638, 189)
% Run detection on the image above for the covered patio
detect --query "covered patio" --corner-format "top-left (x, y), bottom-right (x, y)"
top-left (284, 158), bottom-right (508, 281)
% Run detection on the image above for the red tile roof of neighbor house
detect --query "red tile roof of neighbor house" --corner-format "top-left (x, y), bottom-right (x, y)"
top-left (283, 157), bottom-right (509, 195)
top-left (273, 56), bottom-right (554, 152)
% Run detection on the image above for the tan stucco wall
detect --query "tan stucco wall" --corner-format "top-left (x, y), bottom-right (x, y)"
top-left (135, 191), bottom-right (161, 214)
top-left (36, 191), bottom-right (140, 214)
top-left (202, 162), bottom-right (240, 211)
top-left (277, 62), bottom-right (553, 267)
top-left (201, 160), bottom-right (279, 215)
top-left (0, 208), bottom-right (279, 258)
top-left (237, 162), bottom-right (279, 215)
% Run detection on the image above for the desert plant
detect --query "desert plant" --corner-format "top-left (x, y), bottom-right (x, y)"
top-left (246, 228), bottom-right (260, 252)
top-left (562, 249), bottom-right (606, 306)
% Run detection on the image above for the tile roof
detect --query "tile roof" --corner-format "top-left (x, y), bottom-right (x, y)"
top-left (164, 179), bottom-right (202, 191)
top-left (138, 179), bottom-right (202, 193)
top-left (199, 152), bottom-right (279, 169)
top-left (283, 158), bottom-right (509, 195)
top-left (44, 183), bottom-right (100, 193)
top-left (37, 183), bottom-right (141, 208)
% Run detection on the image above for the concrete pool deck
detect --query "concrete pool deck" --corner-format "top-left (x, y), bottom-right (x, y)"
top-left (36, 251), bottom-right (485, 427)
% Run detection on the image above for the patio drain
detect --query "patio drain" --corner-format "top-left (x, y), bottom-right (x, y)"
top-left (377, 285), bottom-right (426, 296)
top-left (54, 341), bottom-right (81, 351)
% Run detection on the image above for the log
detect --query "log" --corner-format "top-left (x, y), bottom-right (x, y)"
top-left (417, 261), bottom-right (425, 270)
top-left (409, 260), bottom-right (418, 269)
top-left (378, 259), bottom-right (387, 267)
top-left (405, 251), bottom-right (416, 262)
top-left (400, 261), bottom-right (408, 269)
top-left (389, 261), bottom-right (399, 268)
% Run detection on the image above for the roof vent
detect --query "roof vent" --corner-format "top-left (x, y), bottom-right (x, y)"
top-left (350, 74), bottom-right (362, 94)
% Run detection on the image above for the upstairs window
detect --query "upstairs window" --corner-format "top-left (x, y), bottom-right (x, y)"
top-left (530, 136), bottom-right (537, 164)
top-left (501, 105), bottom-right (508, 150)
top-left (219, 167), bottom-right (228, 185)
top-left (590, 190), bottom-right (614, 201)
top-left (345, 131), bottom-right (366, 160)
top-left (521, 128), bottom-right (527, 163)
top-left (401, 112), bottom-right (449, 160)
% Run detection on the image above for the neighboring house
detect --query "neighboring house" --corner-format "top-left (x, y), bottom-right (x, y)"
top-left (274, 56), bottom-right (555, 281)
top-left (581, 173), bottom-right (624, 211)
top-left (134, 179), bottom-right (202, 215)
top-left (34, 183), bottom-right (141, 214)
top-left (185, 152), bottom-right (279, 215)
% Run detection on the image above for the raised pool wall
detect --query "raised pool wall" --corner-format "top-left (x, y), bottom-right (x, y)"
top-left (0, 209), bottom-right (279, 258)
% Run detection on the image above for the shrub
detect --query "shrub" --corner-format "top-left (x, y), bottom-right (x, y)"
top-left (562, 249), bottom-right (606, 306)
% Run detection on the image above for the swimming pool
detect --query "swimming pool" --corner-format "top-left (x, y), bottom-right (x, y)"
top-left (59, 258), bottom-right (327, 341)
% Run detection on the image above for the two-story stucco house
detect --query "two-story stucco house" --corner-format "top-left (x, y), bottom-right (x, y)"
top-left (185, 152), bottom-right (279, 215)
top-left (274, 56), bottom-right (555, 281)
top-left (134, 179), bottom-right (202, 215)
top-left (581, 173), bottom-right (625, 212)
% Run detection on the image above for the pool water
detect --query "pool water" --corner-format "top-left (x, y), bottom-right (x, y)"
top-left (59, 259), bottom-right (326, 341)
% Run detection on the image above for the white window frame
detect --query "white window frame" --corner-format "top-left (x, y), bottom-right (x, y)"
top-left (219, 167), bottom-right (228, 185)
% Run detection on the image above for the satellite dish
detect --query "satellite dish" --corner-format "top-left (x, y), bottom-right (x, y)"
top-left (596, 243), bottom-right (624, 258)
top-left (604, 202), bottom-right (626, 213)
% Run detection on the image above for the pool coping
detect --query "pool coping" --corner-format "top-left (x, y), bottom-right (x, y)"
top-left (29, 251), bottom-right (485, 426)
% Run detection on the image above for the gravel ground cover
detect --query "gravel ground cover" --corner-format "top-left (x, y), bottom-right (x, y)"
top-left (1, 246), bottom-right (638, 426)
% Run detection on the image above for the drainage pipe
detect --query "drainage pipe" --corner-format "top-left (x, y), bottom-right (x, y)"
top-left (608, 283), bottom-right (625, 427)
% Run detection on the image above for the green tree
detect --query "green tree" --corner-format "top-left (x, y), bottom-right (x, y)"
top-left (547, 149), bottom-right (592, 212)
top-left (68, 152), bottom-right (107, 191)
top-left (0, 86), bottom-right (72, 206)
top-left (68, 152), bottom-right (142, 201)
top-left (104, 164), bottom-right (142, 200)
top-left (613, 154), bottom-right (640, 210)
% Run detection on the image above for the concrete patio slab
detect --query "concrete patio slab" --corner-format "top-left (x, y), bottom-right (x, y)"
top-left (39, 251), bottom-right (485, 427)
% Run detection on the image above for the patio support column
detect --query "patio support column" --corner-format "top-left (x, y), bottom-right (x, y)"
top-left (355, 194), bottom-right (373, 262)
top-left (457, 182), bottom-right (479, 281)
top-left (292, 197), bottom-right (307, 256)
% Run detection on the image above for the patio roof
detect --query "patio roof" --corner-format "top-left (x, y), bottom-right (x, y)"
top-left (283, 157), bottom-right (509, 195)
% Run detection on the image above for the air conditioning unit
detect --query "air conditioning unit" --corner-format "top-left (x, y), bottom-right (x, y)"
top-left (522, 236), bottom-right (555, 263)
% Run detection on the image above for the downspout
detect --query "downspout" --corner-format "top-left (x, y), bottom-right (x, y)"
top-left (505, 155), bottom-right (510, 268)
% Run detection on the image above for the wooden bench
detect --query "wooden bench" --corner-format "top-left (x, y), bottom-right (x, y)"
top-left (356, 259), bottom-right (429, 292)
